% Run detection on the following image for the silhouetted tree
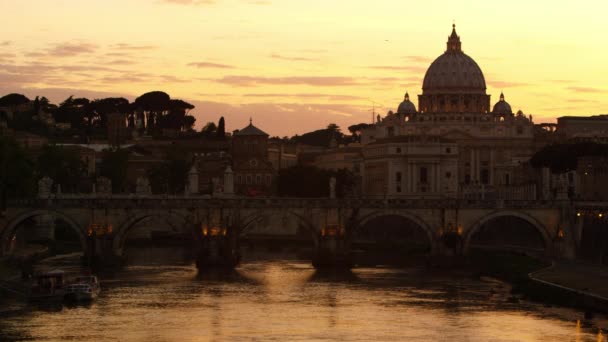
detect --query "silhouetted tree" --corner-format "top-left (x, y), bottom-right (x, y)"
top-left (0, 136), bottom-right (35, 209)
top-left (201, 122), bottom-right (217, 138)
top-left (98, 148), bottom-right (130, 193)
top-left (0, 93), bottom-right (30, 107)
top-left (217, 116), bottom-right (226, 138)
top-left (36, 145), bottom-right (85, 193)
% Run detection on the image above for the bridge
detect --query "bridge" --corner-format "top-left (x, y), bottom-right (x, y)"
top-left (1, 195), bottom-right (602, 267)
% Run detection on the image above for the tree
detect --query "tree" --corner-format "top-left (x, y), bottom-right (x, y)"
top-left (0, 136), bottom-right (35, 209)
top-left (201, 122), bottom-right (217, 138)
top-left (89, 97), bottom-right (130, 131)
top-left (183, 115), bottom-right (196, 131)
top-left (98, 148), bottom-right (130, 193)
top-left (37, 145), bottom-right (85, 193)
top-left (277, 165), bottom-right (356, 198)
top-left (217, 116), bottom-right (226, 138)
top-left (146, 151), bottom-right (191, 194)
top-left (530, 142), bottom-right (608, 173)
top-left (0, 93), bottom-right (30, 107)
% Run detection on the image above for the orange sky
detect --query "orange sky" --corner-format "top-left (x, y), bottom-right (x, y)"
top-left (1, 0), bottom-right (607, 136)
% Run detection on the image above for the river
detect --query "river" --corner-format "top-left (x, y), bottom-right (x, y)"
top-left (0, 247), bottom-right (605, 341)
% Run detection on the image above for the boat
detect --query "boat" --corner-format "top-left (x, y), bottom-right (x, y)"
top-left (64, 275), bottom-right (100, 302)
top-left (29, 269), bottom-right (66, 302)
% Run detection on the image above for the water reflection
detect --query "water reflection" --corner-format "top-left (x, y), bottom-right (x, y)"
top-left (0, 247), bottom-right (605, 341)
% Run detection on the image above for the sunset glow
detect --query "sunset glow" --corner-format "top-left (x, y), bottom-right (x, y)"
top-left (2, 0), bottom-right (608, 135)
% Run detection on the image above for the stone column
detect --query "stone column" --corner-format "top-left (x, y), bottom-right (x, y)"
top-left (469, 149), bottom-right (475, 182)
top-left (187, 165), bottom-right (199, 195)
top-left (223, 166), bottom-right (234, 195)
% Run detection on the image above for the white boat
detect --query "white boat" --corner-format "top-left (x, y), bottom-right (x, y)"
top-left (64, 275), bottom-right (100, 302)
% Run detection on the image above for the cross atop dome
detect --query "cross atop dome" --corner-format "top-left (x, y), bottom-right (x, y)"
top-left (447, 23), bottom-right (462, 53)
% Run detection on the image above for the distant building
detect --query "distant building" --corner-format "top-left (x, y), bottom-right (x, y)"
top-left (107, 112), bottom-right (130, 146)
top-left (557, 115), bottom-right (608, 140)
top-left (232, 119), bottom-right (276, 196)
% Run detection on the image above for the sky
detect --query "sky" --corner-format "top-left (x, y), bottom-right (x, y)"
top-left (1, 0), bottom-right (608, 136)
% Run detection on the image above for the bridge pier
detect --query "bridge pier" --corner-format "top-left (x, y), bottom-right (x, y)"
top-left (82, 225), bottom-right (124, 268)
top-left (194, 224), bottom-right (240, 270)
top-left (312, 226), bottom-right (352, 269)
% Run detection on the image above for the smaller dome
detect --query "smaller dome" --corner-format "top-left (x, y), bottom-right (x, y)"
top-left (492, 92), bottom-right (512, 114)
top-left (397, 92), bottom-right (417, 114)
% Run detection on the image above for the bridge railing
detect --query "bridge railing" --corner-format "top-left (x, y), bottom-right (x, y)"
top-left (4, 195), bottom-right (587, 210)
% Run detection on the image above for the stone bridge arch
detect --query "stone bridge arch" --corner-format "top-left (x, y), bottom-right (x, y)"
top-left (354, 210), bottom-right (437, 254)
top-left (1, 209), bottom-right (87, 256)
top-left (113, 210), bottom-right (190, 256)
top-left (237, 209), bottom-right (319, 246)
top-left (463, 210), bottom-right (552, 255)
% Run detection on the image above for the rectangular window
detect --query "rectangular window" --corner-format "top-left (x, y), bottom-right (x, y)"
top-left (396, 172), bottom-right (402, 182)
top-left (445, 172), bottom-right (451, 179)
top-left (396, 185), bottom-right (402, 193)
top-left (481, 169), bottom-right (489, 185)
top-left (256, 175), bottom-right (261, 184)
top-left (246, 175), bottom-right (252, 184)
top-left (420, 167), bottom-right (428, 184)
top-left (505, 174), bottom-right (510, 186)
top-left (237, 175), bottom-right (242, 184)
top-left (266, 175), bottom-right (271, 185)
top-left (387, 127), bottom-right (395, 137)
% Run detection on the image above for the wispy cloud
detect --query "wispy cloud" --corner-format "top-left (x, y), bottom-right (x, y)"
top-left (487, 81), bottom-right (529, 88)
top-left (404, 56), bottom-right (431, 63)
top-left (243, 93), bottom-right (364, 101)
top-left (213, 75), bottom-right (361, 86)
top-left (161, 0), bottom-right (215, 5)
top-left (567, 86), bottom-right (605, 93)
top-left (188, 61), bottom-right (234, 69)
top-left (0, 41), bottom-right (11, 47)
top-left (367, 65), bottom-right (427, 73)
top-left (111, 43), bottom-right (158, 51)
top-left (269, 54), bottom-right (319, 62)
top-left (47, 42), bottom-right (97, 57)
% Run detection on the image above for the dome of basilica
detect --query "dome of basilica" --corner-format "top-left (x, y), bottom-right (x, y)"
top-left (422, 25), bottom-right (486, 95)
top-left (492, 92), bottom-right (512, 114)
top-left (397, 92), bottom-right (417, 114)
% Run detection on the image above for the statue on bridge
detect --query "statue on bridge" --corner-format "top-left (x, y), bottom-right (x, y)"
top-left (96, 177), bottom-right (112, 196)
top-left (136, 177), bottom-right (151, 195)
top-left (37, 177), bottom-right (53, 198)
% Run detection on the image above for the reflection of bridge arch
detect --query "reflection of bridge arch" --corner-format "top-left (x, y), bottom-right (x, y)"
top-left (355, 211), bottom-right (436, 253)
top-left (1, 209), bottom-right (86, 255)
top-left (463, 211), bottom-right (551, 254)
top-left (113, 211), bottom-right (189, 254)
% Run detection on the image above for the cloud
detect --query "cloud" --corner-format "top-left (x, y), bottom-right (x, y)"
top-left (547, 79), bottom-right (576, 84)
top-left (569, 99), bottom-right (599, 103)
top-left (213, 75), bottom-right (361, 86)
top-left (487, 81), bottom-right (529, 88)
top-left (367, 65), bottom-right (427, 73)
top-left (161, 0), bottom-right (215, 5)
top-left (111, 43), bottom-right (158, 51)
top-left (107, 59), bottom-right (138, 66)
top-left (567, 86), bottom-right (605, 93)
top-left (269, 54), bottom-right (319, 62)
top-left (404, 56), bottom-right (431, 63)
top-left (47, 42), bottom-right (97, 57)
top-left (0, 41), bottom-right (11, 47)
top-left (187, 61), bottom-right (234, 69)
top-left (243, 93), bottom-right (365, 101)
